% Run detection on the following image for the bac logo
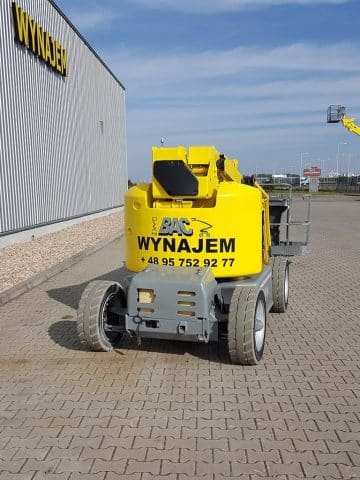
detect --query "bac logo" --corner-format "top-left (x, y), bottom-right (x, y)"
top-left (159, 217), bottom-right (193, 236)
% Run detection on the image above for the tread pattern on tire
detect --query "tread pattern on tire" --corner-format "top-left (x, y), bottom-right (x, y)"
top-left (228, 286), bottom-right (264, 366)
top-left (271, 257), bottom-right (289, 313)
top-left (77, 280), bottom-right (123, 352)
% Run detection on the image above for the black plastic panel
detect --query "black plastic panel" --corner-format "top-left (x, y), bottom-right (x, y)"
top-left (154, 160), bottom-right (198, 196)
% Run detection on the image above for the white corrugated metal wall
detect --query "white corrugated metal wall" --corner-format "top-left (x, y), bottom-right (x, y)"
top-left (0, 0), bottom-right (127, 235)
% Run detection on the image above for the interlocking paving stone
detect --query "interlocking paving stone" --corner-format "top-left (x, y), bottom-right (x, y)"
top-left (1, 197), bottom-right (360, 478)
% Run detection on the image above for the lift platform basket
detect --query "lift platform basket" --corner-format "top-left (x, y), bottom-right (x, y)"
top-left (267, 185), bottom-right (311, 256)
top-left (327, 105), bottom-right (345, 123)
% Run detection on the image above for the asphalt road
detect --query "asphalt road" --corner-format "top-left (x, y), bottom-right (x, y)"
top-left (0, 195), bottom-right (359, 480)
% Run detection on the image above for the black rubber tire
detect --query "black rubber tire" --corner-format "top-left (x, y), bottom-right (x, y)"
top-left (271, 257), bottom-right (289, 313)
top-left (77, 280), bottom-right (125, 351)
top-left (228, 287), bottom-right (267, 365)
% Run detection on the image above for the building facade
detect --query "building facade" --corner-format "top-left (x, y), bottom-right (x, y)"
top-left (0, 1), bottom-right (127, 237)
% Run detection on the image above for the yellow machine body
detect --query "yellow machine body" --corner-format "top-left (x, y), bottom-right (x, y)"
top-left (125, 146), bottom-right (271, 279)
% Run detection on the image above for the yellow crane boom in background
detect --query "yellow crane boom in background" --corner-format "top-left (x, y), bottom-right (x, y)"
top-left (327, 105), bottom-right (360, 136)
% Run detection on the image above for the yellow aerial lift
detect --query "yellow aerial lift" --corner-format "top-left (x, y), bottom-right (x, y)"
top-left (77, 146), bottom-right (310, 365)
top-left (327, 105), bottom-right (360, 136)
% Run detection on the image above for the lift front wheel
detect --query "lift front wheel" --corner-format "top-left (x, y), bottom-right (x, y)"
top-left (228, 287), bottom-right (267, 365)
top-left (77, 280), bottom-right (126, 351)
top-left (271, 257), bottom-right (289, 313)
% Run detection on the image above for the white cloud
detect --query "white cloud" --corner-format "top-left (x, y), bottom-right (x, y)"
top-left (100, 42), bottom-right (359, 179)
top-left (69, 7), bottom-right (116, 30)
top-left (108, 43), bottom-right (360, 92)
top-left (129, 0), bottom-right (349, 13)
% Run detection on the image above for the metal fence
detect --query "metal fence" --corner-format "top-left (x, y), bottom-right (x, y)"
top-left (318, 177), bottom-right (360, 193)
top-left (335, 176), bottom-right (360, 193)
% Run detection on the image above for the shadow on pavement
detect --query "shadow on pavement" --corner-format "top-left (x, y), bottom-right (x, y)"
top-left (48, 319), bottom-right (231, 362)
top-left (48, 320), bottom-right (86, 351)
top-left (47, 267), bottom-right (130, 310)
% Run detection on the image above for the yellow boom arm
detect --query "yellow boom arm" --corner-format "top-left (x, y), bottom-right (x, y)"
top-left (342, 116), bottom-right (360, 137)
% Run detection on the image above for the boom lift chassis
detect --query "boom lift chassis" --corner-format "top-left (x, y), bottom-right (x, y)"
top-left (78, 185), bottom-right (310, 366)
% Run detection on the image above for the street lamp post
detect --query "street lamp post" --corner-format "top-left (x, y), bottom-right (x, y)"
top-left (336, 142), bottom-right (347, 176)
top-left (347, 154), bottom-right (351, 177)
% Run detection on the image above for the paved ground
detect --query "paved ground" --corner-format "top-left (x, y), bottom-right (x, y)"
top-left (0, 195), bottom-right (359, 480)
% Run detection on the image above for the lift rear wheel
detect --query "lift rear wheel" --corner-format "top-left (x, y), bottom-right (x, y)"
top-left (77, 280), bottom-right (126, 351)
top-left (271, 257), bottom-right (289, 313)
top-left (228, 286), bottom-right (267, 365)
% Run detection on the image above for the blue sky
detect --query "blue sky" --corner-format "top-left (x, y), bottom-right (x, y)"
top-left (56, 0), bottom-right (360, 181)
